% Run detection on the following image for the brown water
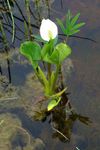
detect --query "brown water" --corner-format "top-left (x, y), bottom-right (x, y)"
top-left (0, 0), bottom-right (100, 150)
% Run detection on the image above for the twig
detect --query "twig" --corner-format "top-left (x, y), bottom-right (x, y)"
top-left (14, 1), bottom-right (39, 29)
top-left (0, 97), bottom-right (19, 101)
top-left (51, 122), bottom-right (69, 141)
top-left (14, 125), bottom-right (31, 145)
top-left (0, 120), bottom-right (4, 126)
top-left (76, 147), bottom-right (80, 150)
top-left (61, 0), bottom-right (63, 9)
top-left (3, 26), bottom-right (21, 41)
top-left (13, 15), bottom-right (39, 29)
top-left (59, 33), bottom-right (97, 43)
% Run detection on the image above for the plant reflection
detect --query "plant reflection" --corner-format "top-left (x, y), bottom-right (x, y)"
top-left (51, 110), bottom-right (91, 142)
top-left (33, 91), bottom-right (91, 142)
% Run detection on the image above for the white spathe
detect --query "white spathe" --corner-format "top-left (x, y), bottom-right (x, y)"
top-left (40, 19), bottom-right (58, 41)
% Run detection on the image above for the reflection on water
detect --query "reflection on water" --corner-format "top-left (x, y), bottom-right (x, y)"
top-left (34, 106), bottom-right (91, 143)
top-left (0, 0), bottom-right (100, 150)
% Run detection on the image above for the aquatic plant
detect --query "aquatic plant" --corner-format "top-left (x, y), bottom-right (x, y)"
top-left (57, 10), bottom-right (85, 37)
top-left (19, 10), bottom-right (85, 111)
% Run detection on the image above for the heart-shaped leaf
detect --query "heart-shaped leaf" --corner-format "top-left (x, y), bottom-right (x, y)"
top-left (49, 43), bottom-right (71, 64)
top-left (20, 41), bottom-right (41, 68)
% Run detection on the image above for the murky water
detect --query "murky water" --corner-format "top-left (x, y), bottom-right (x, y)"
top-left (0, 0), bottom-right (100, 150)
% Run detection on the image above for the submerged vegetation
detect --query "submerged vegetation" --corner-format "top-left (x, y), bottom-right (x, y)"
top-left (0, 113), bottom-right (45, 150)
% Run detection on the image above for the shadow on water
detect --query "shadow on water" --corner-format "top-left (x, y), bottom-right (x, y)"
top-left (0, 0), bottom-right (100, 150)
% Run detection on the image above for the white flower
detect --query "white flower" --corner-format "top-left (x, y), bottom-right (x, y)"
top-left (40, 19), bottom-right (58, 41)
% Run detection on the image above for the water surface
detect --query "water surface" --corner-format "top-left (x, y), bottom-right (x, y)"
top-left (0, 0), bottom-right (100, 150)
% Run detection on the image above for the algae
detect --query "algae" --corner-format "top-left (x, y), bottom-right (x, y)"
top-left (0, 113), bottom-right (45, 150)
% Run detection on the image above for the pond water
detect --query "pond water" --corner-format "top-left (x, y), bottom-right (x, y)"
top-left (0, 0), bottom-right (100, 150)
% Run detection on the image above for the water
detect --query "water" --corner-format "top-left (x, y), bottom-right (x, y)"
top-left (0, 0), bottom-right (100, 150)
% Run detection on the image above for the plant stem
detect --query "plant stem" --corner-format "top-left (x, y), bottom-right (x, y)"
top-left (25, 0), bottom-right (32, 40)
top-left (65, 35), bottom-right (69, 43)
top-left (52, 64), bottom-right (60, 92)
top-left (47, 63), bottom-right (51, 79)
top-left (0, 21), bottom-right (12, 83)
top-left (33, 66), bottom-right (48, 87)
top-left (7, 0), bottom-right (15, 42)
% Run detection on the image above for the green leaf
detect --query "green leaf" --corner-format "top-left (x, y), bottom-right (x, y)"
top-left (69, 29), bottom-right (80, 35)
top-left (56, 18), bottom-right (65, 33)
top-left (20, 41), bottom-right (41, 68)
top-left (72, 22), bottom-right (85, 30)
top-left (71, 13), bottom-right (80, 26)
top-left (64, 10), bottom-right (85, 36)
top-left (49, 43), bottom-right (71, 64)
top-left (66, 10), bottom-right (72, 28)
top-left (41, 40), bottom-right (53, 58)
top-left (47, 97), bottom-right (61, 111)
top-left (67, 9), bottom-right (72, 20)
top-left (41, 40), bottom-right (55, 63)
top-left (50, 87), bottom-right (67, 98)
top-left (32, 34), bottom-right (46, 43)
